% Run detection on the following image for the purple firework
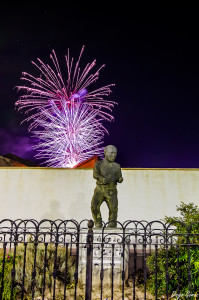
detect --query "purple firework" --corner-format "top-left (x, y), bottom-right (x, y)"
top-left (15, 47), bottom-right (116, 167)
top-left (16, 46), bottom-right (116, 130)
top-left (32, 100), bottom-right (107, 168)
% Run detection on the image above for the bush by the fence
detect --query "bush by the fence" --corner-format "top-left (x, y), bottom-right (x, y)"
top-left (146, 202), bottom-right (199, 297)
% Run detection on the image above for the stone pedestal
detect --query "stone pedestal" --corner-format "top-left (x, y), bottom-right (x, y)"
top-left (78, 228), bottom-right (129, 287)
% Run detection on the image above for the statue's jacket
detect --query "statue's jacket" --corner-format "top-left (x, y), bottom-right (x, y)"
top-left (93, 160), bottom-right (123, 188)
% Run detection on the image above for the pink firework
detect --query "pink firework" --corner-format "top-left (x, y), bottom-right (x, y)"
top-left (32, 100), bottom-right (107, 168)
top-left (15, 47), bottom-right (116, 167)
top-left (16, 46), bottom-right (116, 130)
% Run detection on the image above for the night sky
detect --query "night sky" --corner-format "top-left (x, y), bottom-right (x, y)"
top-left (1, 5), bottom-right (199, 168)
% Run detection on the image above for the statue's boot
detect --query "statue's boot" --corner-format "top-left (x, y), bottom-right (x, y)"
top-left (108, 219), bottom-right (117, 228)
top-left (94, 222), bottom-right (103, 228)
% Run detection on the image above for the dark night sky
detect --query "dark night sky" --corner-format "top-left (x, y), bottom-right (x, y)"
top-left (1, 4), bottom-right (199, 167)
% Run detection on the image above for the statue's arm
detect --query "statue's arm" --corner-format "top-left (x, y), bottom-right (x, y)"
top-left (118, 167), bottom-right (123, 183)
top-left (93, 162), bottom-right (108, 184)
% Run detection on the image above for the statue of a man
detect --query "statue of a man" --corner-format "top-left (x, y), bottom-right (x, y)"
top-left (91, 145), bottom-right (123, 228)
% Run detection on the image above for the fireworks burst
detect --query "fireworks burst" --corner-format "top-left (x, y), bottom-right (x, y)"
top-left (16, 47), bottom-right (116, 167)
top-left (32, 100), bottom-right (107, 167)
top-left (16, 46), bottom-right (116, 129)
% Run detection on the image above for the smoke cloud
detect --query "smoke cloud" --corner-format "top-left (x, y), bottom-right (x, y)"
top-left (0, 128), bottom-right (37, 161)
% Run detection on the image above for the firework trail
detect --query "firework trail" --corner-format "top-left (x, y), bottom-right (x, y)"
top-left (16, 47), bottom-right (116, 167)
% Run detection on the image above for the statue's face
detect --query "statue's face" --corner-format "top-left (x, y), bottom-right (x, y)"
top-left (104, 146), bottom-right (117, 162)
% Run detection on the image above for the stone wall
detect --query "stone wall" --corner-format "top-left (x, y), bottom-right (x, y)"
top-left (0, 168), bottom-right (199, 221)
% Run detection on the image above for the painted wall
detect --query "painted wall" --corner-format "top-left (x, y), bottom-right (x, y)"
top-left (0, 168), bottom-right (199, 222)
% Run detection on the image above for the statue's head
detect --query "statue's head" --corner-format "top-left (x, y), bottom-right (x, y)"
top-left (104, 145), bottom-right (117, 162)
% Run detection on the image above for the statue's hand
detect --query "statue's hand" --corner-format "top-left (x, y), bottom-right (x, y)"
top-left (99, 178), bottom-right (108, 185)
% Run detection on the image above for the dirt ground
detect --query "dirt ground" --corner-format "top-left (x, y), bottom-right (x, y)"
top-left (34, 286), bottom-right (155, 300)
top-left (64, 284), bottom-right (155, 300)
top-left (33, 282), bottom-right (158, 300)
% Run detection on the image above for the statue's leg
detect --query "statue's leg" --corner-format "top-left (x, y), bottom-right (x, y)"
top-left (106, 188), bottom-right (118, 228)
top-left (91, 186), bottom-right (104, 228)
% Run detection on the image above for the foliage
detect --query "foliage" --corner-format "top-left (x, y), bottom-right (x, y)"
top-left (0, 242), bottom-right (75, 299)
top-left (146, 202), bottom-right (199, 298)
top-left (0, 249), bottom-right (18, 299)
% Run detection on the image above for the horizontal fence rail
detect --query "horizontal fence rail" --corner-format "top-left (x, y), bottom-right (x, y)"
top-left (0, 219), bottom-right (199, 299)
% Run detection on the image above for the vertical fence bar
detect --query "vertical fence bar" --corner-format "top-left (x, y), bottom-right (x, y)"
top-left (111, 243), bottom-right (115, 300)
top-left (63, 243), bottom-right (69, 300)
top-left (143, 227), bottom-right (147, 300)
top-left (52, 242), bottom-right (58, 300)
top-left (149, 224), bottom-right (152, 255)
top-left (85, 220), bottom-right (94, 300)
top-left (141, 241), bottom-right (145, 299)
top-left (155, 243), bottom-right (158, 300)
top-left (31, 241), bottom-right (38, 300)
top-left (21, 242), bottom-right (27, 300)
top-left (100, 233), bottom-right (104, 300)
top-left (176, 244), bottom-right (180, 295)
top-left (143, 243), bottom-right (147, 300)
top-left (133, 243), bottom-right (137, 300)
top-left (42, 242), bottom-right (48, 300)
top-left (11, 240), bottom-right (17, 300)
top-left (70, 237), bottom-right (73, 256)
top-left (165, 234), bottom-right (169, 300)
top-left (10, 224), bottom-right (14, 250)
top-left (121, 230), bottom-right (125, 300)
top-left (0, 242), bottom-right (7, 300)
top-left (74, 225), bottom-right (80, 300)
top-left (142, 243), bottom-right (144, 272)
top-left (187, 229), bottom-right (191, 293)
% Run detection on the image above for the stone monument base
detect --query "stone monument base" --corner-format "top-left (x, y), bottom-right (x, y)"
top-left (78, 228), bottom-right (129, 287)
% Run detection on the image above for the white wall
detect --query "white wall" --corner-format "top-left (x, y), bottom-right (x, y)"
top-left (0, 168), bottom-right (199, 222)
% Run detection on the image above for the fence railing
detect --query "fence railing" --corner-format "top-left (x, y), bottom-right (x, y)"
top-left (0, 219), bottom-right (199, 299)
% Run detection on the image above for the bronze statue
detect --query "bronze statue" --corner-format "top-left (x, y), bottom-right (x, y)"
top-left (91, 145), bottom-right (123, 228)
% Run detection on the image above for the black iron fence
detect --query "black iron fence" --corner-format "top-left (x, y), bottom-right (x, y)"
top-left (0, 219), bottom-right (199, 299)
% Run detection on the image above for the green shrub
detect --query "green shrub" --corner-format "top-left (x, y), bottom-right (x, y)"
top-left (146, 202), bottom-right (199, 298)
top-left (0, 249), bottom-right (19, 299)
